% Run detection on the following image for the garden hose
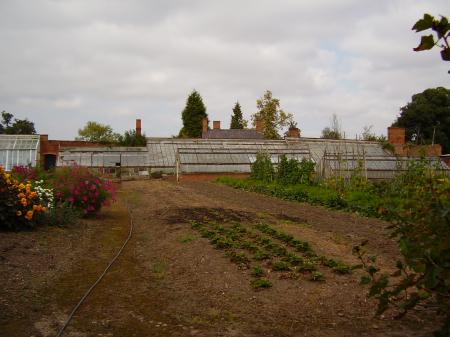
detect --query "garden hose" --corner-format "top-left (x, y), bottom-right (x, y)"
top-left (56, 197), bottom-right (134, 337)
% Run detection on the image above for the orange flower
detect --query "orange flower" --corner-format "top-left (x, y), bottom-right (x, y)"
top-left (33, 204), bottom-right (42, 212)
top-left (20, 198), bottom-right (27, 206)
top-left (17, 193), bottom-right (25, 199)
top-left (25, 210), bottom-right (33, 220)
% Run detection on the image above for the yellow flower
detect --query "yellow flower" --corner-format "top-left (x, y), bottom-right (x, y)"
top-left (18, 183), bottom-right (25, 190)
top-left (16, 210), bottom-right (22, 216)
top-left (20, 198), bottom-right (27, 206)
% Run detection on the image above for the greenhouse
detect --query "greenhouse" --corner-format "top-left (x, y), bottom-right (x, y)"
top-left (53, 137), bottom-right (450, 179)
top-left (0, 135), bottom-right (40, 171)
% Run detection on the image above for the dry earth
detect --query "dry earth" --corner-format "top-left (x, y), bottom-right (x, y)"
top-left (0, 179), bottom-right (441, 337)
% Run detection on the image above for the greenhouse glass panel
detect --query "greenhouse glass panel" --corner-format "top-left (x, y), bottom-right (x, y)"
top-left (0, 135), bottom-right (39, 171)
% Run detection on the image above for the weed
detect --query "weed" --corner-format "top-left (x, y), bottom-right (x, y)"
top-left (179, 234), bottom-right (198, 244)
top-left (251, 265), bottom-right (265, 277)
top-left (240, 241), bottom-right (259, 252)
top-left (272, 261), bottom-right (291, 271)
top-left (200, 229), bottom-right (216, 239)
top-left (298, 260), bottom-right (317, 272)
top-left (211, 236), bottom-right (235, 249)
top-left (225, 251), bottom-right (250, 266)
top-left (282, 253), bottom-right (303, 266)
top-left (310, 271), bottom-right (325, 281)
top-left (152, 260), bottom-right (166, 279)
top-left (253, 249), bottom-right (272, 261)
top-left (251, 278), bottom-right (272, 289)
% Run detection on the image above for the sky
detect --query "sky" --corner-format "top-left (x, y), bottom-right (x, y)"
top-left (0, 0), bottom-right (449, 140)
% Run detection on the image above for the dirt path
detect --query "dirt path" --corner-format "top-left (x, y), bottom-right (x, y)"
top-left (0, 179), bottom-right (440, 337)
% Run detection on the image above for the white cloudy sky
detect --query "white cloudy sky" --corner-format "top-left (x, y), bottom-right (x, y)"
top-left (1, 0), bottom-right (449, 139)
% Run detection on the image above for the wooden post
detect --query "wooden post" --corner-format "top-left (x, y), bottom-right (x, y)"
top-left (176, 152), bottom-right (180, 183)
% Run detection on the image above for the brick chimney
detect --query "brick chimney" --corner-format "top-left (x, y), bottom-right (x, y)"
top-left (136, 119), bottom-right (142, 137)
top-left (387, 127), bottom-right (405, 145)
top-left (213, 121), bottom-right (221, 130)
top-left (202, 117), bottom-right (209, 133)
top-left (255, 118), bottom-right (263, 133)
top-left (287, 127), bottom-right (300, 138)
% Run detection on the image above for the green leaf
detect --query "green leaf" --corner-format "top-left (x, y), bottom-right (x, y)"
top-left (412, 14), bottom-right (434, 32)
top-left (413, 35), bottom-right (435, 51)
top-left (360, 275), bottom-right (371, 285)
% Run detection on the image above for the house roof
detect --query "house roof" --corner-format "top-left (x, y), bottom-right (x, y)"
top-left (202, 129), bottom-right (264, 139)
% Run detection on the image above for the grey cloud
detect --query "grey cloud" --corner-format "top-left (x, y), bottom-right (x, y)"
top-left (0, 0), bottom-right (448, 139)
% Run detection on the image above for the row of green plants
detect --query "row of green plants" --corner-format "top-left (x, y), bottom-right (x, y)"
top-left (189, 218), bottom-right (352, 289)
top-left (0, 165), bottom-right (117, 230)
top-left (217, 153), bottom-right (450, 335)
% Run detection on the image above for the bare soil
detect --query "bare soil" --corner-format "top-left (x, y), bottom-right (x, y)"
top-left (0, 179), bottom-right (441, 337)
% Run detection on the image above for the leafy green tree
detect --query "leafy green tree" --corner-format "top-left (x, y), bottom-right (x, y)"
top-left (230, 101), bottom-right (247, 129)
top-left (321, 113), bottom-right (342, 140)
top-left (118, 129), bottom-right (146, 146)
top-left (76, 121), bottom-right (120, 144)
top-left (0, 111), bottom-right (36, 135)
top-left (412, 14), bottom-right (450, 65)
top-left (251, 90), bottom-right (293, 139)
top-left (392, 87), bottom-right (450, 153)
top-left (179, 90), bottom-right (207, 138)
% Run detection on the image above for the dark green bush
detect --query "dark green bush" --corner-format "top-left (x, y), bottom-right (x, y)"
top-left (250, 152), bottom-right (275, 182)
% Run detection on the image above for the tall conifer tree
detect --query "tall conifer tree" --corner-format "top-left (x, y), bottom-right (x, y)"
top-left (179, 90), bottom-right (207, 138)
top-left (230, 102), bottom-right (247, 129)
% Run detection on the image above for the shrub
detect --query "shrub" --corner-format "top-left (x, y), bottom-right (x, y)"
top-left (354, 163), bottom-right (450, 336)
top-left (277, 155), bottom-right (315, 185)
top-left (53, 166), bottom-right (116, 216)
top-left (11, 165), bottom-right (41, 181)
top-left (44, 203), bottom-right (82, 227)
top-left (250, 152), bottom-right (275, 182)
top-left (0, 165), bottom-right (47, 230)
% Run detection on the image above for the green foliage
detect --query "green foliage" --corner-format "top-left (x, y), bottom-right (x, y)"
top-left (44, 203), bottom-right (82, 227)
top-left (230, 101), bottom-right (247, 129)
top-left (310, 271), bottom-right (325, 282)
top-left (412, 14), bottom-right (450, 63)
top-left (250, 152), bottom-right (275, 182)
top-left (272, 260), bottom-right (291, 271)
top-left (53, 166), bottom-right (116, 216)
top-left (251, 152), bottom-right (315, 186)
top-left (251, 90), bottom-right (293, 139)
top-left (276, 155), bottom-right (315, 185)
top-left (0, 111), bottom-right (36, 135)
top-left (392, 87), bottom-right (450, 153)
top-left (118, 129), bottom-right (146, 146)
top-left (352, 163), bottom-right (450, 336)
top-left (76, 121), bottom-right (120, 144)
top-left (251, 265), bottom-right (265, 277)
top-left (321, 114), bottom-right (342, 140)
top-left (251, 278), bottom-right (272, 289)
top-left (360, 125), bottom-right (378, 141)
top-left (179, 90), bottom-right (207, 138)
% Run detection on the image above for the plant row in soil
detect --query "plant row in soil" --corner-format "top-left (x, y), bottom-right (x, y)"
top-left (189, 218), bottom-right (353, 289)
